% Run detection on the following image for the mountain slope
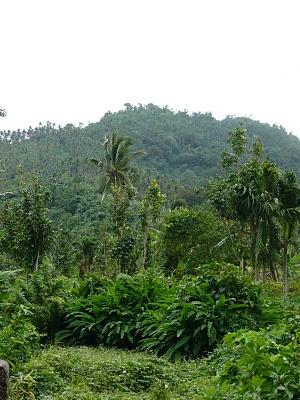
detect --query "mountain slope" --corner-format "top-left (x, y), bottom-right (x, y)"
top-left (1, 104), bottom-right (299, 187)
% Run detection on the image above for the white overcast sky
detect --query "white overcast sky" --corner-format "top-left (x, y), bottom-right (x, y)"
top-left (1, 0), bottom-right (300, 135)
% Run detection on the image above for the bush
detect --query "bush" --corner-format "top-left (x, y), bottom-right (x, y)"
top-left (138, 264), bottom-right (261, 360)
top-left (8, 268), bottom-right (77, 342)
top-left (59, 264), bottom-right (261, 360)
top-left (160, 207), bottom-right (228, 272)
top-left (10, 345), bottom-right (213, 399)
top-left (149, 380), bottom-right (171, 399)
top-left (58, 269), bottom-right (170, 347)
top-left (208, 318), bottom-right (300, 399)
top-left (0, 318), bottom-right (40, 366)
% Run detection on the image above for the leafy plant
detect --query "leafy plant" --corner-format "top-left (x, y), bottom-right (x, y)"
top-left (0, 318), bottom-right (40, 366)
top-left (57, 270), bottom-right (169, 347)
top-left (7, 268), bottom-right (76, 342)
top-left (160, 207), bottom-right (228, 272)
top-left (138, 264), bottom-right (261, 360)
top-left (0, 178), bottom-right (52, 272)
top-left (208, 319), bottom-right (300, 399)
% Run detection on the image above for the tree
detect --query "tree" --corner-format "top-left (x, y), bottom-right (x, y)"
top-left (91, 130), bottom-right (143, 201)
top-left (139, 180), bottom-right (165, 268)
top-left (231, 158), bottom-right (282, 281)
top-left (90, 131), bottom-right (143, 275)
top-left (0, 108), bottom-right (6, 118)
top-left (0, 178), bottom-right (52, 272)
top-left (160, 207), bottom-right (227, 273)
top-left (278, 170), bottom-right (300, 298)
top-left (77, 235), bottom-right (97, 277)
top-left (208, 128), bottom-right (282, 281)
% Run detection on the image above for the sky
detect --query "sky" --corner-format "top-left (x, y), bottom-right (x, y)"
top-left (1, 0), bottom-right (300, 135)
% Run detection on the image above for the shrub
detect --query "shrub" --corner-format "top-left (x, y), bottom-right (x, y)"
top-left (149, 380), bottom-right (171, 399)
top-left (160, 207), bottom-right (227, 272)
top-left (59, 264), bottom-right (261, 359)
top-left (57, 269), bottom-right (170, 347)
top-left (8, 269), bottom-right (76, 342)
top-left (138, 263), bottom-right (261, 360)
top-left (0, 318), bottom-right (40, 367)
top-left (208, 318), bottom-right (300, 399)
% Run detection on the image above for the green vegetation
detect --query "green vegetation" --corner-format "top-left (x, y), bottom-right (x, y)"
top-left (10, 346), bottom-right (209, 399)
top-left (0, 107), bottom-right (299, 399)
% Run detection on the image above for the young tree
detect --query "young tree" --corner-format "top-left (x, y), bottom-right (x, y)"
top-left (160, 207), bottom-right (228, 273)
top-left (109, 185), bottom-right (137, 275)
top-left (139, 180), bottom-right (165, 268)
top-left (0, 178), bottom-right (52, 272)
top-left (231, 158), bottom-right (282, 281)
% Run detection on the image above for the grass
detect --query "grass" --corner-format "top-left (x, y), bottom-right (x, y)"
top-left (10, 346), bottom-right (212, 399)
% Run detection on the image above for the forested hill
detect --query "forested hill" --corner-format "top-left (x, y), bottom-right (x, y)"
top-left (1, 103), bottom-right (300, 187)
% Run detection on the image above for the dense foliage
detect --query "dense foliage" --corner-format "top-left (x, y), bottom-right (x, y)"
top-left (209, 318), bottom-right (300, 399)
top-left (0, 108), bottom-right (299, 398)
top-left (57, 265), bottom-right (260, 359)
top-left (1, 104), bottom-right (300, 237)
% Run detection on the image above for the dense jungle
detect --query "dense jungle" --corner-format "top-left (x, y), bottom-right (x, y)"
top-left (0, 104), bottom-right (299, 399)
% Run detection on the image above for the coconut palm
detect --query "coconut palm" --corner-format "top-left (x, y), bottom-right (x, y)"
top-left (91, 130), bottom-right (143, 201)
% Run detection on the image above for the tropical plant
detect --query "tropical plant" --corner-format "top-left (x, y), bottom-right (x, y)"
top-left (231, 157), bottom-right (282, 281)
top-left (57, 270), bottom-right (169, 347)
top-left (139, 180), bottom-right (165, 268)
top-left (0, 317), bottom-right (40, 366)
top-left (208, 130), bottom-right (284, 282)
top-left (160, 207), bottom-right (228, 272)
top-left (278, 170), bottom-right (300, 298)
top-left (209, 319), bottom-right (300, 399)
top-left (137, 264), bottom-right (261, 360)
top-left (0, 178), bottom-right (52, 272)
top-left (90, 130), bottom-right (143, 200)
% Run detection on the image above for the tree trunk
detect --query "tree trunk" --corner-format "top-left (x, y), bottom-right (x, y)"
top-left (270, 263), bottom-right (278, 281)
top-left (0, 360), bottom-right (9, 400)
top-left (283, 242), bottom-right (289, 299)
top-left (255, 265), bottom-right (260, 282)
top-left (34, 248), bottom-right (40, 271)
top-left (143, 225), bottom-right (149, 269)
top-left (240, 258), bottom-right (245, 274)
top-left (250, 220), bottom-right (260, 282)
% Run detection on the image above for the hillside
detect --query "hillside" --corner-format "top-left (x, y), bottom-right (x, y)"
top-left (1, 104), bottom-right (300, 184)
top-left (1, 104), bottom-right (300, 233)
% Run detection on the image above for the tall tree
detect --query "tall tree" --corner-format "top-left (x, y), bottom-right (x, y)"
top-left (231, 157), bottom-right (281, 281)
top-left (278, 170), bottom-right (300, 298)
top-left (91, 130), bottom-right (143, 200)
top-left (139, 180), bottom-right (165, 268)
top-left (208, 128), bottom-right (282, 281)
top-left (91, 131), bottom-right (142, 275)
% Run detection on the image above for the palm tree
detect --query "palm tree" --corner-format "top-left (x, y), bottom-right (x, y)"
top-left (232, 159), bottom-right (281, 281)
top-left (91, 130), bottom-right (143, 201)
top-left (278, 170), bottom-right (300, 298)
top-left (90, 131), bottom-right (143, 275)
